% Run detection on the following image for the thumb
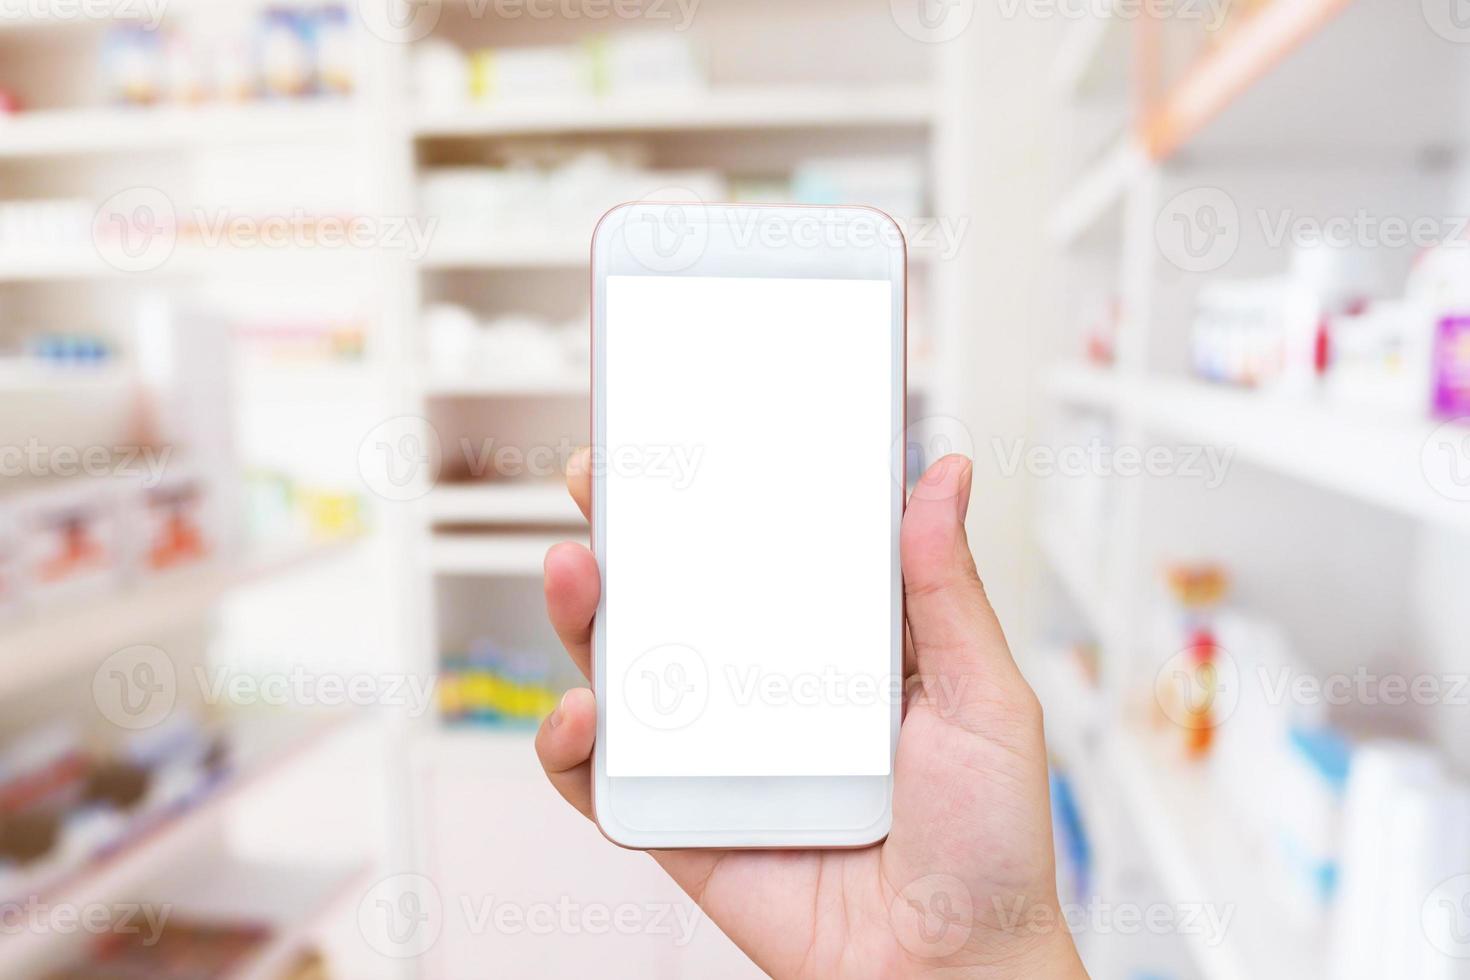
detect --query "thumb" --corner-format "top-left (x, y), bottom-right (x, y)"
top-left (900, 455), bottom-right (1023, 711)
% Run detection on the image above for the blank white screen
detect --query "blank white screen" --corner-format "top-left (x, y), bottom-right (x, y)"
top-left (604, 274), bottom-right (894, 778)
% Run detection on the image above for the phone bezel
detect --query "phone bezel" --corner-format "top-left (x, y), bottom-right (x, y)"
top-left (589, 202), bottom-right (906, 849)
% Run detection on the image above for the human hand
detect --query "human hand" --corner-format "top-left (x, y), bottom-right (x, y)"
top-left (537, 450), bottom-right (1088, 979)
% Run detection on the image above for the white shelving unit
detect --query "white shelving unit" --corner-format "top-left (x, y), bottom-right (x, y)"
top-left (409, 85), bottom-right (934, 137)
top-left (1036, 4), bottom-right (1470, 979)
top-left (427, 532), bottom-right (580, 576)
top-left (0, 102), bottom-right (361, 158)
top-left (426, 483), bottom-right (582, 526)
top-left (3, 1), bottom-right (971, 976)
top-left (0, 540), bottom-right (358, 698)
top-left (1045, 363), bottom-right (1470, 532)
top-left (0, 6), bottom-right (398, 977)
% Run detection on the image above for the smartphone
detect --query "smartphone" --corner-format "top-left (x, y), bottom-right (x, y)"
top-left (589, 202), bottom-right (905, 849)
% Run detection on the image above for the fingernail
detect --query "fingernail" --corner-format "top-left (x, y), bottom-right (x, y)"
top-left (548, 691), bottom-right (571, 729)
top-left (952, 457), bottom-right (973, 520)
top-left (922, 455), bottom-right (953, 485)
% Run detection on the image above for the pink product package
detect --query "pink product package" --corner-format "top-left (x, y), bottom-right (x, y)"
top-left (1433, 315), bottom-right (1470, 420)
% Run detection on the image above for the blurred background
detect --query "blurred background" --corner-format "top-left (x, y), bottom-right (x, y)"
top-left (0, 0), bottom-right (1468, 977)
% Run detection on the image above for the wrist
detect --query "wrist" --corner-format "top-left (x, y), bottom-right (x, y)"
top-left (903, 898), bottom-right (1089, 980)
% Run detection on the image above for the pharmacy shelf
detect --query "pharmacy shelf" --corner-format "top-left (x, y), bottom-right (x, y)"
top-left (1037, 519), bottom-right (1114, 645)
top-left (1107, 725), bottom-right (1322, 980)
top-left (1042, 361), bottom-right (1123, 410)
top-left (427, 482), bottom-right (583, 526)
top-left (1141, 0), bottom-right (1353, 160)
top-left (411, 85), bottom-right (935, 138)
top-left (421, 232), bottom-right (943, 270)
top-left (1130, 378), bottom-right (1470, 533)
top-left (234, 362), bottom-right (377, 398)
top-left (133, 858), bottom-right (371, 980)
top-left (420, 371), bottom-right (586, 398)
top-left (0, 539), bottom-right (359, 700)
top-left (0, 713), bottom-right (356, 974)
top-left (0, 359), bottom-right (132, 392)
top-left (0, 102), bottom-right (360, 159)
top-left (429, 532), bottom-right (584, 576)
top-left (419, 241), bottom-right (587, 271)
top-left (1042, 365), bottom-right (1470, 532)
top-left (1031, 647), bottom-right (1103, 772)
top-left (0, 245), bottom-right (374, 283)
top-left (0, 0), bottom-right (214, 31)
top-left (1048, 138), bottom-right (1142, 247)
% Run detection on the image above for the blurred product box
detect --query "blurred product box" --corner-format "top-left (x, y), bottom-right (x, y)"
top-left (419, 158), bottom-right (727, 250)
top-left (47, 919), bottom-right (273, 979)
top-left (135, 471), bottom-right (212, 573)
top-left (1322, 300), bottom-right (1434, 415)
top-left (1189, 277), bottom-right (1321, 392)
top-left (440, 642), bottom-right (559, 728)
top-left (589, 32), bottom-right (705, 97)
top-left (423, 304), bottom-right (587, 383)
top-left (418, 32), bottom-right (704, 108)
top-left (472, 44), bottom-right (589, 101)
top-left (1193, 239), bottom-right (1470, 421)
top-left (12, 478), bottom-right (123, 608)
top-left (0, 715), bottom-right (229, 906)
top-left (100, 6), bottom-right (355, 107)
top-left (1331, 743), bottom-right (1470, 980)
top-left (791, 156), bottom-right (925, 222)
top-left (0, 198), bottom-right (94, 256)
top-left (1432, 314), bottom-right (1470, 419)
top-left (0, 466), bottom-right (219, 615)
